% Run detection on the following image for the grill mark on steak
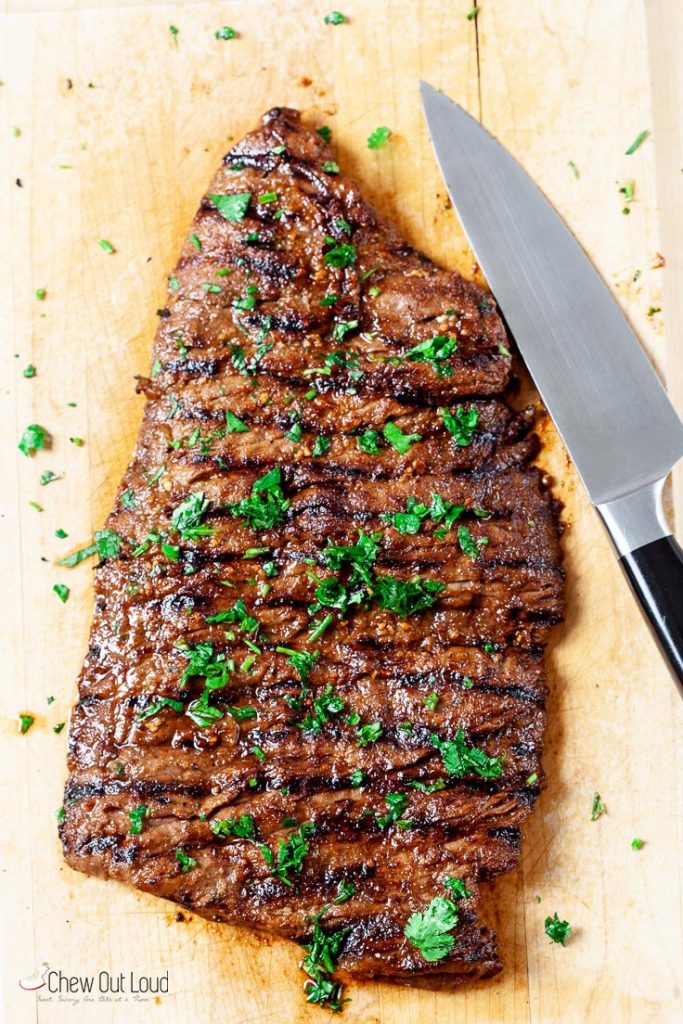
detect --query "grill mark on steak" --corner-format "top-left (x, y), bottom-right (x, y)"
top-left (61, 108), bottom-right (563, 993)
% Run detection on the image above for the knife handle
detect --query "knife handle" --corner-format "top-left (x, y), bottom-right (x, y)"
top-left (619, 536), bottom-right (683, 696)
top-left (598, 480), bottom-right (683, 698)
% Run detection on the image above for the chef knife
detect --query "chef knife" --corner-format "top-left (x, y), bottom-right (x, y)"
top-left (420, 81), bottom-right (683, 696)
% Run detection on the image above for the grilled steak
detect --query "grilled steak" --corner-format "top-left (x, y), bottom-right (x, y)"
top-left (61, 108), bottom-right (563, 1003)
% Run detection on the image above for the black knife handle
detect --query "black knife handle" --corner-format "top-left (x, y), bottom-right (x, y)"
top-left (620, 535), bottom-right (683, 697)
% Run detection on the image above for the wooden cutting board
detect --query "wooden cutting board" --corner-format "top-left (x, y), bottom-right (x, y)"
top-left (2, 2), bottom-right (682, 1022)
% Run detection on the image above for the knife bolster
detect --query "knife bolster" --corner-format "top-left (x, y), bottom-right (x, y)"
top-left (596, 477), bottom-right (670, 556)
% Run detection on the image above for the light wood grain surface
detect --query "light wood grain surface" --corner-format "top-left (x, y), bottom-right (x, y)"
top-left (1, 2), bottom-right (682, 1022)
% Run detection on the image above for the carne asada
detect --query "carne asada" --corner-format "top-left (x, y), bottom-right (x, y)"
top-left (60, 108), bottom-right (564, 1004)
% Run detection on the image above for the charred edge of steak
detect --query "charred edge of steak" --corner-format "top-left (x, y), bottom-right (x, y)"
top-left (61, 107), bottom-right (563, 990)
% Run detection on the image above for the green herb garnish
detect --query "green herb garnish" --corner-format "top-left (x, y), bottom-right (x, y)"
top-left (324, 242), bottom-right (356, 268)
top-left (404, 896), bottom-right (459, 962)
top-left (356, 428), bottom-right (381, 454)
top-left (367, 126), bottom-right (392, 149)
top-left (457, 525), bottom-right (488, 559)
top-left (53, 583), bottom-right (69, 603)
top-left (625, 129), bottom-right (649, 155)
top-left (225, 410), bottom-right (250, 433)
top-left (376, 792), bottom-right (411, 829)
top-left (440, 404), bottom-right (479, 446)
top-left (209, 192), bottom-right (252, 222)
top-left (171, 492), bottom-right (214, 541)
top-left (382, 420), bottom-right (421, 454)
top-left (591, 792), bottom-right (606, 821)
top-left (211, 814), bottom-right (256, 840)
top-left (356, 721), bottom-right (383, 747)
top-left (18, 423), bottom-right (48, 457)
top-left (175, 848), bottom-right (197, 873)
top-left (404, 334), bottom-right (457, 376)
top-left (544, 912), bottom-right (571, 945)
top-left (128, 804), bottom-right (150, 835)
top-left (300, 906), bottom-right (349, 1011)
top-left (227, 467), bottom-right (290, 530)
top-left (431, 728), bottom-right (504, 779)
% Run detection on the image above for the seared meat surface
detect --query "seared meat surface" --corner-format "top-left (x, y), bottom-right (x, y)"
top-left (61, 108), bottom-right (563, 996)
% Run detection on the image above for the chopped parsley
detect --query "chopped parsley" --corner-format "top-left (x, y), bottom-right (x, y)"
top-left (544, 912), bottom-right (571, 945)
top-left (349, 770), bottom-right (364, 787)
top-left (625, 129), bottom-right (649, 155)
top-left (631, 837), bottom-right (645, 850)
top-left (226, 466), bottom-right (290, 530)
top-left (40, 470), bottom-right (60, 486)
top-left (381, 493), bottom-right (464, 536)
top-left (18, 423), bottom-right (48, 457)
top-left (57, 542), bottom-right (98, 567)
top-left (128, 804), bottom-right (150, 835)
top-left (404, 334), bottom-right (457, 376)
top-left (175, 848), bottom-right (197, 873)
top-left (382, 420), bottom-right (422, 454)
top-left (312, 434), bottom-right (330, 457)
top-left (206, 597), bottom-right (262, 636)
top-left (457, 525), bottom-right (488, 559)
top-left (209, 192), bottom-right (252, 222)
top-left (94, 528), bottom-right (123, 559)
top-left (211, 814), bottom-right (256, 840)
top-left (322, 161), bottom-right (340, 174)
top-left (214, 26), bottom-right (237, 40)
top-left (356, 428), bottom-right (381, 454)
top-left (334, 879), bottom-right (356, 904)
top-left (444, 877), bottom-right (473, 899)
top-left (298, 684), bottom-right (345, 734)
top-left (439, 404), bottom-right (479, 446)
top-left (178, 641), bottom-right (230, 690)
top-left (300, 907), bottom-right (349, 1012)
top-left (263, 822), bottom-right (315, 886)
top-left (136, 696), bottom-right (184, 721)
top-left (323, 242), bottom-right (356, 268)
top-left (324, 11), bottom-right (346, 24)
top-left (19, 713), bottom-right (34, 734)
top-left (36, 288), bottom-right (46, 301)
top-left (233, 285), bottom-right (260, 312)
top-left (404, 896), bottom-right (459, 962)
top-left (317, 126), bottom-right (332, 142)
top-left (190, 233), bottom-right (202, 249)
top-left (423, 690), bottom-right (439, 711)
top-left (309, 613), bottom-right (334, 642)
top-left (431, 728), bottom-right (504, 779)
top-left (331, 318), bottom-right (358, 342)
top-left (356, 721), bottom-right (383, 747)
top-left (225, 410), bottom-right (249, 433)
top-left (98, 239), bottom-right (115, 254)
top-left (376, 793), bottom-right (411, 829)
top-left (53, 583), bottom-right (70, 603)
top-left (373, 575), bottom-right (445, 617)
top-left (171, 492), bottom-right (214, 540)
top-left (591, 792), bottom-right (606, 821)
top-left (22, 364), bottom-right (37, 378)
top-left (367, 126), bottom-right (392, 149)
top-left (276, 646), bottom-right (319, 685)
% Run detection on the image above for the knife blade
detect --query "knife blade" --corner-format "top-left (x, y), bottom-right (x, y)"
top-left (420, 81), bottom-right (683, 693)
